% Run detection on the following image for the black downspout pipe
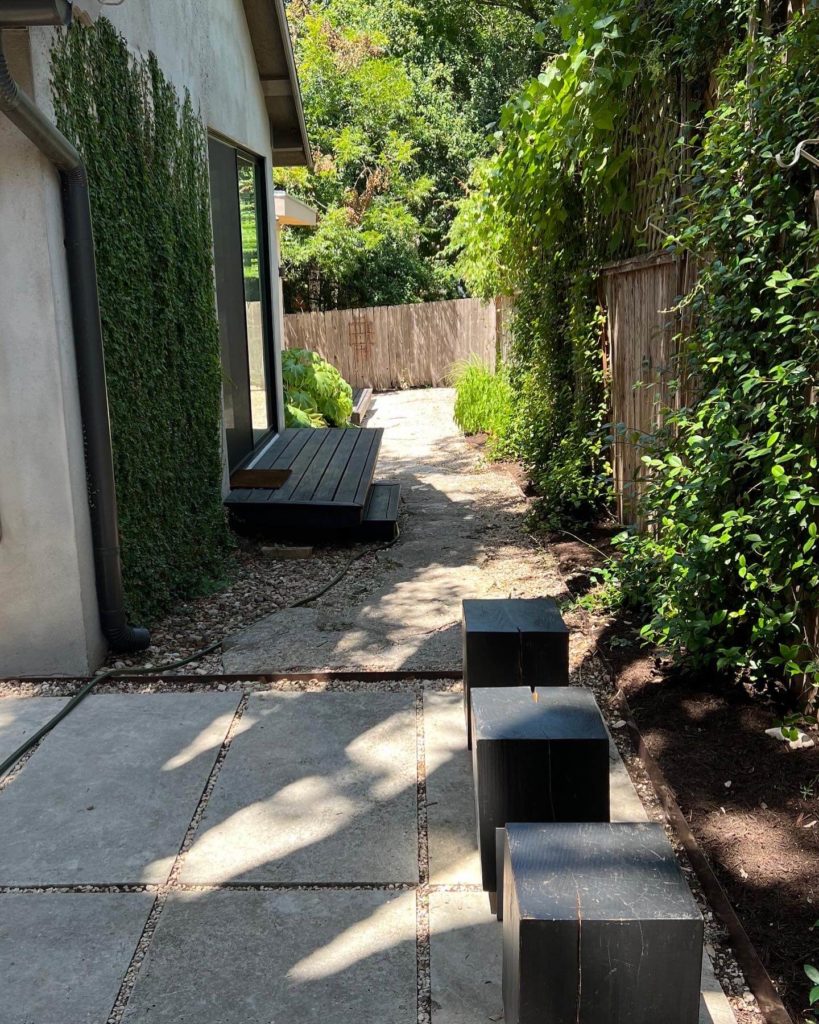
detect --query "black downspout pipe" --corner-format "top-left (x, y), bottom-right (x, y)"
top-left (0, 24), bottom-right (150, 653)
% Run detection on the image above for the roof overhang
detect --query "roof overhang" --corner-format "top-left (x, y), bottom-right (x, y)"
top-left (242, 0), bottom-right (312, 169)
top-left (274, 190), bottom-right (317, 227)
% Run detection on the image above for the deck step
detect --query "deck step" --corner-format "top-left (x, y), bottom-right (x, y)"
top-left (351, 387), bottom-right (373, 425)
top-left (355, 482), bottom-right (401, 542)
top-left (225, 427), bottom-right (383, 534)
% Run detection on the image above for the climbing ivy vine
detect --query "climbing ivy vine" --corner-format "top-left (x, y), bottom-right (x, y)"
top-left (51, 19), bottom-right (230, 622)
top-left (615, 16), bottom-right (819, 701)
top-left (453, 2), bottom-right (819, 702)
top-left (450, 0), bottom-right (744, 524)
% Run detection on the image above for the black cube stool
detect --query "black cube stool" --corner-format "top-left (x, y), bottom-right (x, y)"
top-left (462, 598), bottom-right (569, 747)
top-left (502, 822), bottom-right (703, 1024)
top-left (471, 686), bottom-right (609, 910)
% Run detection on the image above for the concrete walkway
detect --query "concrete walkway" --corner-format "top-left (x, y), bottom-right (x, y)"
top-left (0, 392), bottom-right (736, 1022)
top-left (223, 389), bottom-right (562, 673)
top-left (0, 687), bottom-right (733, 1023)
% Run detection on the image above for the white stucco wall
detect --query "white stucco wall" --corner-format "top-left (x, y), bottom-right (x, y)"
top-left (0, 1), bottom-right (286, 675)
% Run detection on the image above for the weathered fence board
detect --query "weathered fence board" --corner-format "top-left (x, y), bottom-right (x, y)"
top-left (601, 251), bottom-right (697, 525)
top-left (283, 297), bottom-right (501, 390)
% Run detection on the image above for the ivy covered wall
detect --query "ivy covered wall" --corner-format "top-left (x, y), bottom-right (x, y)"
top-left (51, 19), bottom-right (230, 622)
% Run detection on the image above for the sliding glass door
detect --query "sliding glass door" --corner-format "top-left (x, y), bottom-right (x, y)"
top-left (208, 136), bottom-right (276, 471)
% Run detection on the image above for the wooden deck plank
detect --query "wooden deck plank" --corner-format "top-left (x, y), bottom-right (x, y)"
top-left (225, 427), bottom-right (390, 536)
top-left (226, 489), bottom-right (254, 503)
top-left (268, 429), bottom-right (334, 503)
top-left (351, 428), bottom-right (383, 506)
top-left (267, 429), bottom-right (312, 469)
top-left (227, 432), bottom-right (307, 504)
top-left (311, 428), bottom-right (359, 502)
top-left (388, 483), bottom-right (400, 520)
top-left (366, 483), bottom-right (391, 519)
top-left (333, 429), bottom-right (380, 504)
top-left (250, 433), bottom-right (291, 471)
top-left (289, 429), bottom-right (347, 503)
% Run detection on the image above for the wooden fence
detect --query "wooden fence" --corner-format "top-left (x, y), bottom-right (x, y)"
top-left (601, 251), bottom-right (697, 525)
top-left (283, 297), bottom-right (503, 390)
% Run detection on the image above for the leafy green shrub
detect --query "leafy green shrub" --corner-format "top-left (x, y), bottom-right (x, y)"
top-left (806, 964), bottom-right (819, 1015)
top-left (282, 349), bottom-right (353, 428)
top-left (51, 19), bottom-right (230, 622)
top-left (614, 17), bottom-right (819, 702)
top-left (451, 356), bottom-right (513, 455)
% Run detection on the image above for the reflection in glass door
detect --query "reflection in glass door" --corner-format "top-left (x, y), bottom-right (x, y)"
top-left (238, 156), bottom-right (271, 441)
top-left (208, 135), bottom-right (277, 470)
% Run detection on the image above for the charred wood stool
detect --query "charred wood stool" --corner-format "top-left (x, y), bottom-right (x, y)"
top-left (462, 598), bottom-right (569, 748)
top-left (471, 686), bottom-right (609, 912)
top-left (501, 822), bottom-right (703, 1024)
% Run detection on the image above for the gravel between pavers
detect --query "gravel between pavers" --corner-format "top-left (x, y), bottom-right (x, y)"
top-left (3, 540), bottom-right (387, 682)
top-left (0, 677), bottom-right (463, 698)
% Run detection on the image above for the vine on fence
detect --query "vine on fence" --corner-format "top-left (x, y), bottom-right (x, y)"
top-left (51, 19), bottom-right (230, 621)
top-left (616, 17), bottom-right (819, 701)
top-left (450, 0), bottom-right (742, 524)
top-left (452, 2), bottom-right (819, 702)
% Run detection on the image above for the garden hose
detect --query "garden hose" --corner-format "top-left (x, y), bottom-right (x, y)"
top-left (0, 529), bottom-right (400, 778)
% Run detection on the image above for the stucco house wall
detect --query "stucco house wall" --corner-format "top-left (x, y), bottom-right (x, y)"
top-left (0, 1), bottom-right (293, 676)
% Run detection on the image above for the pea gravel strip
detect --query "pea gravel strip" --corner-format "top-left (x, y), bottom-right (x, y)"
top-left (105, 693), bottom-right (250, 1024)
top-left (415, 690), bottom-right (432, 1024)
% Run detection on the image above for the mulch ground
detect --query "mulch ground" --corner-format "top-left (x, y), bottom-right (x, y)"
top-left (547, 522), bottom-right (819, 1022)
top-left (626, 670), bottom-right (819, 1019)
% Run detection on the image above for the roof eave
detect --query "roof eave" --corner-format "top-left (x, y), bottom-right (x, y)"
top-left (242, 0), bottom-right (313, 170)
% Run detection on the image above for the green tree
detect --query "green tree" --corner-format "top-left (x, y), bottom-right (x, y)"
top-left (279, 0), bottom-right (556, 310)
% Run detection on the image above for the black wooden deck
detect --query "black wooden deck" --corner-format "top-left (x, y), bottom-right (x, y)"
top-left (225, 427), bottom-right (394, 535)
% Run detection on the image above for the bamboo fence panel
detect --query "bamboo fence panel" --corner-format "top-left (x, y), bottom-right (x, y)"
top-left (495, 295), bottom-right (516, 364)
top-left (602, 251), bottom-right (697, 526)
top-left (283, 297), bottom-right (499, 390)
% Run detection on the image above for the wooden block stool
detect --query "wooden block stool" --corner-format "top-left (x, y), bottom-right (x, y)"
top-left (501, 822), bottom-right (703, 1024)
top-left (462, 598), bottom-right (569, 748)
top-left (471, 686), bottom-right (609, 911)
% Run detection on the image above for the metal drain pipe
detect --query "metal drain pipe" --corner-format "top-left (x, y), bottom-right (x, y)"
top-left (0, 6), bottom-right (150, 652)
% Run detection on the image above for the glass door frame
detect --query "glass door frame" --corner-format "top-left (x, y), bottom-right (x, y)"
top-left (208, 131), bottom-right (280, 472)
top-left (236, 148), bottom-right (279, 446)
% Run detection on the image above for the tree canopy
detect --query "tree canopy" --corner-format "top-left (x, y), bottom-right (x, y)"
top-left (277, 0), bottom-right (556, 310)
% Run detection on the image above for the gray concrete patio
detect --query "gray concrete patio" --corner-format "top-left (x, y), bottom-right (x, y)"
top-left (0, 687), bottom-right (735, 1023)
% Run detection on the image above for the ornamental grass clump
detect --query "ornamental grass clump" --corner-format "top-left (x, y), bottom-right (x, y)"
top-left (451, 356), bottom-right (514, 458)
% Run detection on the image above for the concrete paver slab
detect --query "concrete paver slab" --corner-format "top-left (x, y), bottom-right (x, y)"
top-left (180, 692), bottom-right (418, 884)
top-left (429, 890), bottom-right (503, 1024)
top-left (424, 692), bottom-right (481, 885)
top-left (0, 696), bottom-right (69, 773)
top-left (701, 951), bottom-right (740, 1024)
top-left (0, 892), bottom-right (153, 1024)
top-left (123, 889), bottom-right (417, 1024)
top-left (0, 693), bottom-right (241, 884)
top-left (609, 733), bottom-right (649, 822)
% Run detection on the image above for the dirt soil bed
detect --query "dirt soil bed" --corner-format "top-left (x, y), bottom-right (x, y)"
top-left (625, 670), bottom-right (819, 1019)
top-left (549, 524), bottom-right (819, 1021)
